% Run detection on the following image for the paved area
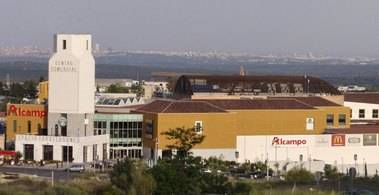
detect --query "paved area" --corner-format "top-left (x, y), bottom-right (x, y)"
top-left (0, 166), bottom-right (72, 181)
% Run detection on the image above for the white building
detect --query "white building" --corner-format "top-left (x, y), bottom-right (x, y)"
top-left (237, 133), bottom-right (379, 176)
top-left (344, 93), bottom-right (379, 122)
top-left (16, 34), bottom-right (109, 163)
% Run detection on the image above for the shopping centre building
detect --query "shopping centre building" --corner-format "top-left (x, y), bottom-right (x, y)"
top-left (136, 91), bottom-right (379, 175)
top-left (135, 97), bottom-right (349, 160)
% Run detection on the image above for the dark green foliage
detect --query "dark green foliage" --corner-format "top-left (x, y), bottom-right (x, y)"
top-left (2, 80), bottom-right (38, 101)
top-left (230, 182), bottom-right (252, 195)
top-left (286, 168), bottom-right (315, 184)
top-left (160, 127), bottom-right (205, 159)
top-left (324, 164), bottom-right (342, 182)
top-left (106, 83), bottom-right (144, 96)
top-left (110, 158), bottom-right (155, 195)
top-left (130, 84), bottom-right (144, 96)
top-left (200, 172), bottom-right (231, 194)
top-left (0, 81), bottom-right (5, 95)
top-left (8, 83), bottom-right (25, 99)
top-left (106, 83), bottom-right (129, 93)
top-left (22, 80), bottom-right (37, 99)
top-left (151, 157), bottom-right (204, 195)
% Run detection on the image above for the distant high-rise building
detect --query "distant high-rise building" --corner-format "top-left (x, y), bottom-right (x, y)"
top-left (239, 65), bottom-right (246, 76)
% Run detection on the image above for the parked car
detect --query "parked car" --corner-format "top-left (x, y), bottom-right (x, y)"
top-left (68, 164), bottom-right (85, 172)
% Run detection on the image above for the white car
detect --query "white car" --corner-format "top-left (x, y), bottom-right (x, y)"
top-left (68, 164), bottom-right (85, 172)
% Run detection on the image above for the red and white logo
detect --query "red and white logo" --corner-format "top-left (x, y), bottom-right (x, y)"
top-left (7, 105), bottom-right (46, 118)
top-left (272, 137), bottom-right (307, 146)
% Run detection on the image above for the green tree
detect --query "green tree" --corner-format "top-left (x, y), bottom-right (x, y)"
top-left (200, 172), bottom-right (231, 194)
top-left (8, 83), bottom-right (25, 100)
top-left (0, 82), bottom-right (5, 95)
top-left (110, 158), bottom-right (155, 195)
top-left (324, 164), bottom-right (342, 182)
top-left (106, 84), bottom-right (129, 93)
top-left (22, 80), bottom-right (37, 99)
top-left (151, 127), bottom-right (205, 195)
top-left (130, 84), bottom-right (144, 96)
top-left (161, 127), bottom-right (205, 159)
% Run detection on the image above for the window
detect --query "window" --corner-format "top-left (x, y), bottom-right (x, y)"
top-left (359, 109), bottom-right (365, 118)
top-left (27, 121), bottom-right (31, 133)
top-left (61, 126), bottom-right (67, 136)
top-left (13, 120), bottom-right (17, 132)
top-left (63, 40), bottom-right (66, 49)
top-left (306, 118), bottom-right (314, 130)
top-left (43, 145), bottom-right (53, 161)
top-left (93, 144), bottom-right (98, 161)
top-left (350, 109), bottom-right (352, 119)
top-left (103, 144), bottom-right (107, 160)
top-left (373, 109), bottom-right (378, 118)
top-left (55, 124), bottom-right (59, 136)
top-left (94, 121), bottom-right (107, 135)
top-left (62, 146), bottom-right (73, 162)
top-left (86, 40), bottom-right (89, 50)
top-left (24, 144), bottom-right (34, 161)
top-left (338, 114), bottom-right (346, 126)
top-left (326, 114), bottom-right (334, 127)
top-left (37, 124), bottom-right (42, 134)
top-left (83, 146), bottom-right (87, 163)
top-left (194, 121), bottom-right (203, 133)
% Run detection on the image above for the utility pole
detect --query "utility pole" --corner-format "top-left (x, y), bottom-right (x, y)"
top-left (51, 170), bottom-right (54, 186)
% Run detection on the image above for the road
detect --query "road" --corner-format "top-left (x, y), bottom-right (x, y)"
top-left (0, 166), bottom-right (72, 181)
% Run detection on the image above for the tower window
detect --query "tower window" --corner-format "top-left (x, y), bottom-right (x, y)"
top-left (86, 40), bottom-right (89, 50)
top-left (27, 121), bottom-right (31, 133)
top-left (63, 40), bottom-right (67, 50)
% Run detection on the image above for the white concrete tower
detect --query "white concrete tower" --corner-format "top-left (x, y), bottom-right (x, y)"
top-left (48, 34), bottom-right (95, 137)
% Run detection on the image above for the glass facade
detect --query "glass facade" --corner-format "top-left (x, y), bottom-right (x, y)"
top-left (94, 114), bottom-right (143, 160)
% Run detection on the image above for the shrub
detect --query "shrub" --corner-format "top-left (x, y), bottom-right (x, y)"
top-left (285, 168), bottom-right (315, 184)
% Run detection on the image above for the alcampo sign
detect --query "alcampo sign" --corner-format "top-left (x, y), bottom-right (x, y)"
top-left (272, 137), bottom-right (307, 146)
top-left (7, 105), bottom-right (46, 118)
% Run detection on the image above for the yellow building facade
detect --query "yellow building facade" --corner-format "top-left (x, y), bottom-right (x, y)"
top-left (6, 104), bottom-right (47, 145)
top-left (135, 99), bottom-right (351, 158)
top-left (38, 81), bottom-right (48, 104)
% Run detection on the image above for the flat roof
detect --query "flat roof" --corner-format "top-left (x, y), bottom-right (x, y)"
top-left (270, 96), bottom-right (340, 107)
top-left (136, 99), bottom-right (316, 113)
top-left (345, 92), bottom-right (379, 105)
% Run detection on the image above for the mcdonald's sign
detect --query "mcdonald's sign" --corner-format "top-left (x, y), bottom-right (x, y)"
top-left (331, 134), bottom-right (345, 146)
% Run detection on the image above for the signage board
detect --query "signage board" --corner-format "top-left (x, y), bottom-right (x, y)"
top-left (331, 134), bottom-right (345, 146)
top-left (346, 135), bottom-right (361, 147)
top-left (7, 104), bottom-right (46, 118)
top-left (271, 136), bottom-right (307, 146)
top-left (315, 135), bottom-right (330, 147)
top-left (363, 134), bottom-right (377, 146)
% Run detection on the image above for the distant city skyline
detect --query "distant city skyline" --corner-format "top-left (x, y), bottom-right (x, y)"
top-left (1, 0), bottom-right (379, 57)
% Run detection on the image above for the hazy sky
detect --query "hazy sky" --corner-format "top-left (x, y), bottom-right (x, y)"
top-left (1, 0), bottom-right (379, 57)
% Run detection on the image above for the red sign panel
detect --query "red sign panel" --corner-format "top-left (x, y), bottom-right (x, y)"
top-left (7, 105), bottom-right (46, 118)
top-left (331, 134), bottom-right (345, 146)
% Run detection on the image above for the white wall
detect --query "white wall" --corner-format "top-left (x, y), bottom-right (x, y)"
top-left (15, 134), bottom-right (109, 163)
top-left (48, 34), bottom-right (95, 114)
top-left (344, 101), bottom-right (379, 120)
top-left (237, 134), bottom-right (379, 175)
